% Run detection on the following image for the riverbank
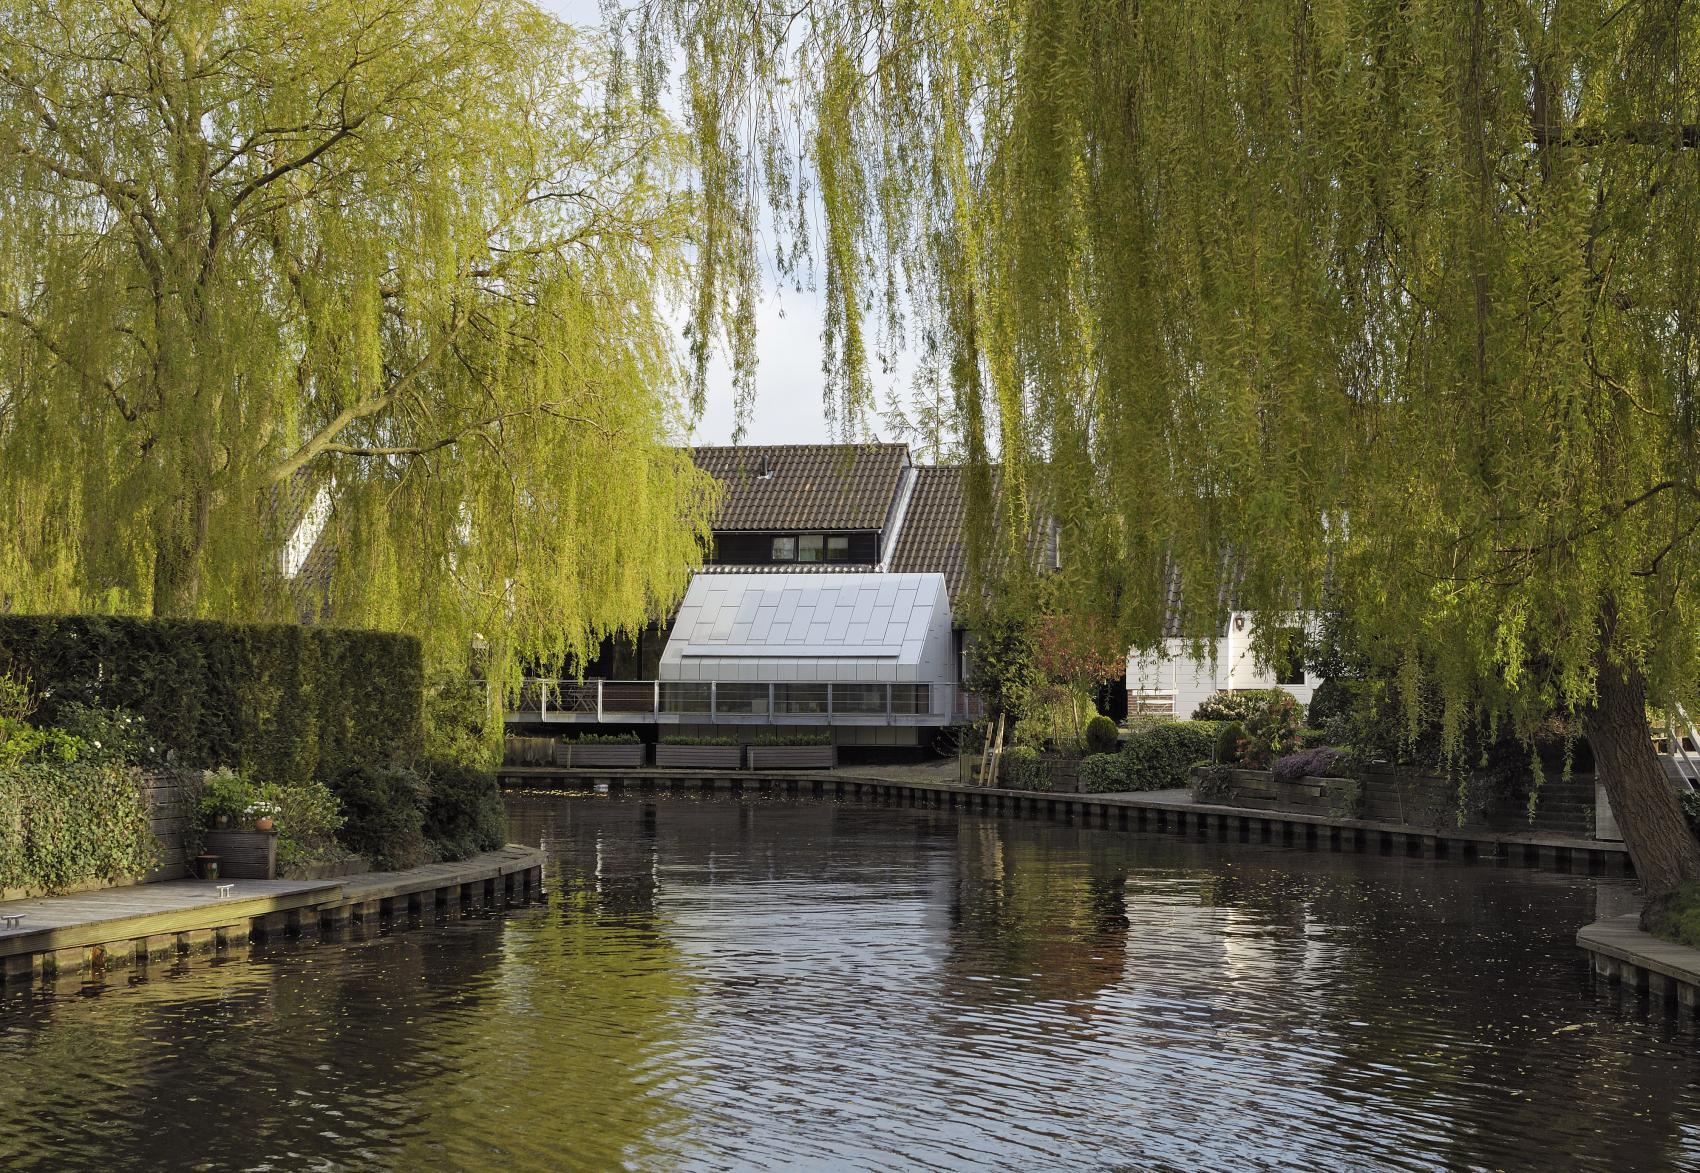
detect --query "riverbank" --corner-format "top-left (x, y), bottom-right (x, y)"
top-left (0, 845), bottom-right (545, 989)
top-left (1578, 914), bottom-right (1700, 1019)
top-left (498, 765), bottom-right (1634, 877)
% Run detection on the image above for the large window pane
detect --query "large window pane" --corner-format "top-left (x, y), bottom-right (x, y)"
top-left (890, 684), bottom-right (932, 715)
top-left (660, 682), bottom-right (711, 714)
top-left (832, 683), bottom-right (887, 714)
top-left (826, 535), bottom-right (850, 562)
top-left (714, 683), bottom-right (770, 713)
top-left (798, 534), bottom-right (824, 562)
top-left (771, 536), bottom-right (796, 561)
top-left (775, 683), bottom-right (829, 714)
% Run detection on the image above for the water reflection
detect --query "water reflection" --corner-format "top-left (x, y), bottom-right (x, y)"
top-left (0, 789), bottom-right (1693, 1171)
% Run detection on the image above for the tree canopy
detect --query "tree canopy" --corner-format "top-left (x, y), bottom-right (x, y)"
top-left (0, 0), bottom-right (718, 683)
top-left (634, 0), bottom-right (1700, 891)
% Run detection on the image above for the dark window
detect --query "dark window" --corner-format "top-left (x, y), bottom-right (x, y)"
top-left (826, 535), bottom-right (850, 562)
top-left (798, 534), bottom-right (824, 562)
top-left (771, 536), bottom-right (796, 561)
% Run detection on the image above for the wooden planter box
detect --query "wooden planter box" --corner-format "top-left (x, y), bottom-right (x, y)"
top-left (554, 743), bottom-right (647, 768)
top-left (202, 829), bottom-right (277, 880)
top-left (746, 745), bottom-right (836, 770)
top-left (655, 744), bottom-right (743, 770)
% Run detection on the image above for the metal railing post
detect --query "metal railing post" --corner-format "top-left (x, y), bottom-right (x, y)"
top-left (710, 681), bottom-right (718, 721)
top-left (541, 679), bottom-right (549, 722)
top-left (654, 680), bottom-right (660, 716)
top-left (767, 682), bottom-right (775, 717)
top-left (885, 684), bottom-right (892, 719)
top-left (826, 682), bottom-right (834, 719)
top-left (596, 679), bottom-right (604, 723)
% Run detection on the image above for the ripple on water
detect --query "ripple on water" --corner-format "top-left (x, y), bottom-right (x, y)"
top-left (0, 790), bottom-right (1689, 1172)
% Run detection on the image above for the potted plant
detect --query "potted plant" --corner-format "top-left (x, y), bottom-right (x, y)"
top-left (199, 769), bottom-right (278, 879)
top-left (745, 734), bottom-right (836, 770)
top-left (654, 735), bottom-right (742, 769)
top-left (555, 733), bottom-right (646, 768)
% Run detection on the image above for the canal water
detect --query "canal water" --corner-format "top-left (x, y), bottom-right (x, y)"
top-left (0, 789), bottom-right (1695, 1171)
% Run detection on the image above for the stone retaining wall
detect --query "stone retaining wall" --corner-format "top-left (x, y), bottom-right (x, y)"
top-left (1217, 767), bottom-right (1599, 839)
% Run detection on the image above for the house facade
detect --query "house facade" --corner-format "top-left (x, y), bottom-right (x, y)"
top-left (1125, 611), bottom-right (1318, 717)
top-left (510, 444), bottom-right (990, 752)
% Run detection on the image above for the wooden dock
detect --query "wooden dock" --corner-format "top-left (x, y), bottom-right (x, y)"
top-left (0, 845), bottom-right (545, 987)
top-left (500, 766), bottom-right (1635, 877)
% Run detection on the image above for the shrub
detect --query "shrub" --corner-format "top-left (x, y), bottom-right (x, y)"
top-left (1085, 714), bottom-right (1119, 755)
top-left (1270, 746), bottom-right (1357, 784)
top-left (1192, 689), bottom-right (1295, 723)
top-left (1214, 721), bottom-right (1244, 765)
top-left (251, 778), bottom-right (345, 869)
top-left (197, 767), bottom-right (255, 824)
top-left (750, 733), bottom-right (833, 745)
top-left (53, 703), bottom-right (157, 767)
top-left (1080, 752), bottom-right (1130, 793)
top-left (0, 760), bottom-right (158, 892)
top-left (1191, 764), bottom-right (1235, 804)
top-left (1122, 721), bottom-right (1221, 791)
top-left (1239, 692), bottom-right (1304, 768)
top-left (0, 614), bottom-right (423, 788)
top-left (333, 763), bottom-right (426, 870)
top-left (424, 671), bottom-right (493, 768)
top-left (566, 732), bottom-right (642, 744)
top-left (1305, 678), bottom-right (1355, 729)
top-left (1000, 745), bottom-right (1049, 790)
top-left (421, 759), bottom-right (506, 861)
top-left (660, 734), bottom-right (737, 746)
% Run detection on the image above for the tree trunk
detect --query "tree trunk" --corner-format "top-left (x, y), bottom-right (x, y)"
top-left (151, 483), bottom-right (211, 617)
top-left (1583, 641), bottom-right (1700, 923)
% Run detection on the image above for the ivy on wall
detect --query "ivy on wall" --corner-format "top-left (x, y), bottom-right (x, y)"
top-left (0, 616), bottom-right (424, 789)
top-left (0, 761), bottom-right (157, 892)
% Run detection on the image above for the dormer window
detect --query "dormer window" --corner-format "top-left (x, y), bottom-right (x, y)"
top-left (771, 535), bottom-right (797, 560)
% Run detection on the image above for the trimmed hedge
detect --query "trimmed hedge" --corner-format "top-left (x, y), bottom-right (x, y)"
top-left (422, 759), bottom-right (506, 861)
top-left (1122, 720), bottom-right (1224, 791)
top-left (1000, 745), bottom-right (1050, 790)
top-left (1080, 752), bottom-right (1129, 793)
top-left (0, 615), bottom-right (423, 789)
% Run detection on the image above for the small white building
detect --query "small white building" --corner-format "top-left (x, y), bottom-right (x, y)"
top-left (1126, 610), bottom-right (1317, 718)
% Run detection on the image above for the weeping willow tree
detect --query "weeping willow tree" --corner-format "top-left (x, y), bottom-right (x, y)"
top-left (0, 0), bottom-right (719, 691)
top-left (633, 0), bottom-right (1700, 902)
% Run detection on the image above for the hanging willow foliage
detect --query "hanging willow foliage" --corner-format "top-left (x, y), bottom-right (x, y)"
top-left (0, 0), bottom-right (720, 690)
top-left (636, 0), bottom-right (1700, 893)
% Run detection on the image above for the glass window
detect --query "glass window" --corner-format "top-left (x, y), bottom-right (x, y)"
top-left (826, 535), bottom-right (850, 562)
top-left (832, 684), bottom-right (887, 714)
top-left (776, 683), bottom-right (829, 714)
top-left (771, 536), bottom-right (796, 561)
top-left (798, 534), bottom-right (824, 562)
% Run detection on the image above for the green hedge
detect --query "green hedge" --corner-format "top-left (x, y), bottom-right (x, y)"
top-left (0, 615), bottom-right (423, 789)
top-left (1000, 745), bottom-right (1050, 790)
top-left (1122, 720), bottom-right (1224, 791)
top-left (1080, 753), bottom-right (1129, 793)
top-left (0, 760), bottom-right (157, 891)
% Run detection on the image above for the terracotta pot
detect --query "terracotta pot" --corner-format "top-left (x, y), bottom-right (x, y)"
top-left (253, 816), bottom-right (275, 832)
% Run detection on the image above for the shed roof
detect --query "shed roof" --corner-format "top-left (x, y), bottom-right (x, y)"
top-left (690, 443), bottom-right (909, 532)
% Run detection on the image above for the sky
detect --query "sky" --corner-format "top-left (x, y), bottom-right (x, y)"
top-left (537, 0), bottom-right (843, 447)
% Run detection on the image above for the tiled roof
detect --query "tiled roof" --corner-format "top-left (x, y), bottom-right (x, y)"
top-left (691, 444), bottom-right (910, 532)
top-left (889, 465), bottom-right (1058, 608)
top-left (889, 466), bottom-right (971, 603)
top-left (697, 563), bottom-right (878, 575)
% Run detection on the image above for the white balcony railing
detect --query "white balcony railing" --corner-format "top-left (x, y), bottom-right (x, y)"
top-left (510, 678), bottom-right (984, 726)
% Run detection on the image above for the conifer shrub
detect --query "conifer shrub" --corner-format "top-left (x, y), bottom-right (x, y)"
top-left (1085, 714), bottom-right (1120, 755)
